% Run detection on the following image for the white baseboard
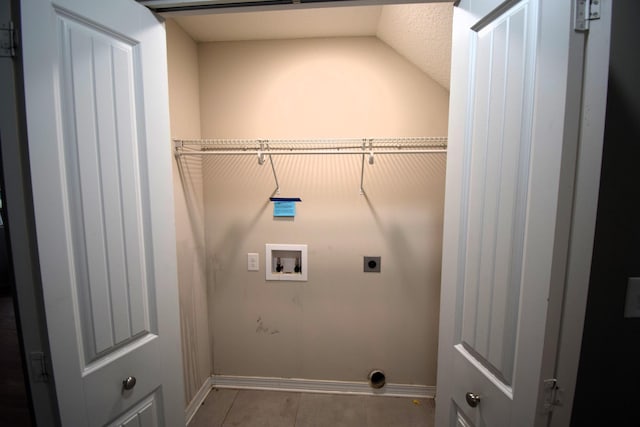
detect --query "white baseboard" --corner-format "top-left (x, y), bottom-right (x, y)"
top-left (185, 377), bottom-right (214, 426)
top-left (211, 375), bottom-right (435, 398)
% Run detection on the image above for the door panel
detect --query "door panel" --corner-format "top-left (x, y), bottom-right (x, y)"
top-left (456, 408), bottom-right (475, 427)
top-left (459, 0), bottom-right (532, 389)
top-left (21, 0), bottom-right (184, 425)
top-left (436, 0), bottom-right (584, 425)
top-left (58, 11), bottom-right (154, 366)
top-left (111, 390), bottom-right (161, 427)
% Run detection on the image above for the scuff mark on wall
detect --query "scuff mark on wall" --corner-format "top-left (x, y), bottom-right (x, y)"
top-left (256, 317), bottom-right (280, 335)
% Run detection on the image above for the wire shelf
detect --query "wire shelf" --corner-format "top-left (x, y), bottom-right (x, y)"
top-left (173, 137), bottom-right (447, 195)
top-left (174, 137), bottom-right (447, 155)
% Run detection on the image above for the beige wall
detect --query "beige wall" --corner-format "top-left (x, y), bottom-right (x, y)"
top-left (199, 37), bottom-right (448, 386)
top-left (166, 19), bottom-right (211, 406)
top-left (198, 37), bottom-right (448, 138)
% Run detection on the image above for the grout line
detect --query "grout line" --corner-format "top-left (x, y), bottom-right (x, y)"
top-left (362, 393), bottom-right (370, 427)
top-left (292, 392), bottom-right (302, 427)
top-left (220, 388), bottom-right (239, 426)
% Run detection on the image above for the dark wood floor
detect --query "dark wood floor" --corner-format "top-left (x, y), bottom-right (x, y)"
top-left (0, 288), bottom-right (32, 427)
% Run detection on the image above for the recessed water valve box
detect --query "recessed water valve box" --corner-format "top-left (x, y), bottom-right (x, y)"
top-left (364, 256), bottom-right (381, 273)
top-left (266, 244), bottom-right (308, 281)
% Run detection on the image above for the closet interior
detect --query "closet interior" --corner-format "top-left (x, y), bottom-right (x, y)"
top-left (165, 3), bottom-right (453, 415)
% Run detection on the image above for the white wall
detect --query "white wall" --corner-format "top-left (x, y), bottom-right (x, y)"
top-left (166, 19), bottom-right (211, 406)
top-left (198, 36), bottom-right (449, 386)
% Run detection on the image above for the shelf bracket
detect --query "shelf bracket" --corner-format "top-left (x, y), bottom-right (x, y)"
top-left (173, 139), bottom-right (183, 157)
top-left (257, 140), bottom-right (265, 165)
top-left (264, 141), bottom-right (280, 195)
top-left (359, 139), bottom-right (373, 195)
top-left (256, 140), bottom-right (279, 194)
top-left (360, 140), bottom-right (366, 195)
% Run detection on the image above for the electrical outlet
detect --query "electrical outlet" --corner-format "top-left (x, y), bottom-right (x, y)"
top-left (248, 253), bottom-right (259, 271)
top-left (364, 256), bottom-right (381, 273)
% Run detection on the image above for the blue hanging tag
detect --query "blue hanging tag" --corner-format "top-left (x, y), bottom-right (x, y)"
top-left (270, 197), bottom-right (301, 217)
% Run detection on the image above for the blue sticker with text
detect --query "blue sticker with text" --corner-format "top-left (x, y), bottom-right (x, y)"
top-left (273, 201), bottom-right (296, 217)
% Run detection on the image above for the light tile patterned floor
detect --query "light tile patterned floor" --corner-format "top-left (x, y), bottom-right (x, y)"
top-left (189, 388), bottom-right (435, 427)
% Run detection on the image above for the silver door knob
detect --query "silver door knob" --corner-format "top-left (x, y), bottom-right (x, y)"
top-left (122, 376), bottom-right (137, 391)
top-left (465, 392), bottom-right (481, 408)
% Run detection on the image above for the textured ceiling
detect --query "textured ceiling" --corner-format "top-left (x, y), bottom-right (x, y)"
top-left (376, 4), bottom-right (453, 89)
top-left (173, 6), bottom-right (383, 41)
top-left (173, 3), bottom-right (453, 90)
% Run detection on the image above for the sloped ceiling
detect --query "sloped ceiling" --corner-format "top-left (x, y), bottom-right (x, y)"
top-left (173, 3), bottom-right (453, 90)
top-left (376, 4), bottom-right (453, 89)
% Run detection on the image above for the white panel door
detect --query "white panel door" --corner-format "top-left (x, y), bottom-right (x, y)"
top-left (436, 1), bottom-right (585, 426)
top-left (20, 0), bottom-right (184, 425)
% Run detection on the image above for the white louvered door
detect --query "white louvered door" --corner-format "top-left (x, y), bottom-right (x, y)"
top-left (21, 0), bottom-right (184, 425)
top-left (436, 0), bottom-right (586, 426)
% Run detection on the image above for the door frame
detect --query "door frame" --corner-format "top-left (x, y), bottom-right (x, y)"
top-left (548, 1), bottom-right (611, 425)
top-left (4, 0), bottom-right (610, 425)
top-left (0, 0), bottom-right (60, 425)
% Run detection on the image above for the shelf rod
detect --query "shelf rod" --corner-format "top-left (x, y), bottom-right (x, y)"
top-left (175, 137), bottom-right (447, 144)
top-left (176, 149), bottom-right (447, 156)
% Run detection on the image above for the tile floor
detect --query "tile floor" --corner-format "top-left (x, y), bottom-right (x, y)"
top-left (189, 388), bottom-right (435, 427)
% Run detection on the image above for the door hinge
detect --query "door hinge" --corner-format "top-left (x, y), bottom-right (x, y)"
top-left (29, 352), bottom-right (50, 383)
top-left (0, 21), bottom-right (16, 57)
top-left (575, 0), bottom-right (602, 32)
top-left (543, 378), bottom-right (561, 412)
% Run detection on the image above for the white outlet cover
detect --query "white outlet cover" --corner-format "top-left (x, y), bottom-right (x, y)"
top-left (624, 277), bottom-right (640, 318)
top-left (248, 253), bottom-right (259, 271)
